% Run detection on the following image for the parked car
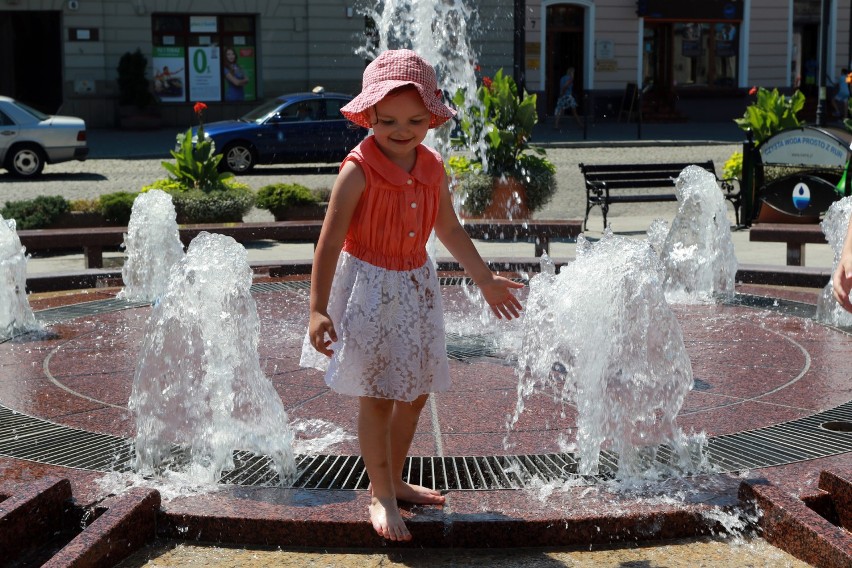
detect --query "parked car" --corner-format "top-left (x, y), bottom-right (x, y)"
top-left (195, 90), bottom-right (368, 174)
top-left (0, 96), bottom-right (88, 178)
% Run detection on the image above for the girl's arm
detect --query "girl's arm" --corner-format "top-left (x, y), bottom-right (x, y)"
top-left (832, 212), bottom-right (852, 312)
top-left (434, 174), bottom-right (524, 320)
top-left (308, 160), bottom-right (366, 355)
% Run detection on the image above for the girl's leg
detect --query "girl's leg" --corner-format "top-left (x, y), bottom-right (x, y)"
top-left (359, 396), bottom-right (411, 541)
top-left (389, 394), bottom-right (445, 504)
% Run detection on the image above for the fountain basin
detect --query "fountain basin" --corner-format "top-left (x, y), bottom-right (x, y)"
top-left (0, 276), bottom-right (849, 563)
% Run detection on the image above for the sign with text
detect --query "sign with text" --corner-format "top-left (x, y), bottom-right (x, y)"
top-left (759, 128), bottom-right (850, 168)
top-left (189, 45), bottom-right (222, 102)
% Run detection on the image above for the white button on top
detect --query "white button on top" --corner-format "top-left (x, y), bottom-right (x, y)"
top-left (407, 179), bottom-right (413, 185)
top-left (408, 231), bottom-right (416, 237)
top-left (410, 202), bottom-right (417, 208)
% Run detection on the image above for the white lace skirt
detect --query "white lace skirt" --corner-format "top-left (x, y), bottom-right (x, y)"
top-left (299, 252), bottom-right (451, 401)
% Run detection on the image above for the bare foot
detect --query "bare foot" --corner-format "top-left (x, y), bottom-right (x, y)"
top-left (394, 481), bottom-right (445, 505)
top-left (369, 496), bottom-right (412, 541)
top-left (368, 482), bottom-right (445, 505)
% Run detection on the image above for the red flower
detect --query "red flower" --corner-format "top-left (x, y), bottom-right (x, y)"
top-left (474, 65), bottom-right (481, 72)
top-left (193, 102), bottom-right (208, 115)
top-left (749, 86), bottom-right (757, 96)
top-left (482, 76), bottom-right (493, 89)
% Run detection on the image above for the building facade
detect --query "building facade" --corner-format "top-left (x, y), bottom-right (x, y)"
top-left (1, 0), bottom-right (849, 128)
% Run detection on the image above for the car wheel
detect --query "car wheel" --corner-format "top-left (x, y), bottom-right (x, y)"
top-left (221, 142), bottom-right (256, 174)
top-left (6, 144), bottom-right (45, 178)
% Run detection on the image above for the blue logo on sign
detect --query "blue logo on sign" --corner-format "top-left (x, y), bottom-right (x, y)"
top-left (723, 4), bottom-right (737, 19)
top-left (792, 182), bottom-right (811, 210)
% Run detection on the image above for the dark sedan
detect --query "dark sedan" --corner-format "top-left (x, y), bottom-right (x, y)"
top-left (196, 90), bottom-right (368, 174)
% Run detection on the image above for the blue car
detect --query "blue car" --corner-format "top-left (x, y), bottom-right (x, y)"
top-left (196, 90), bottom-right (368, 174)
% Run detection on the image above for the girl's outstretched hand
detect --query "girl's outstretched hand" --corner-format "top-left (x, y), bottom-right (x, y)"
top-left (309, 311), bottom-right (337, 356)
top-left (479, 276), bottom-right (525, 320)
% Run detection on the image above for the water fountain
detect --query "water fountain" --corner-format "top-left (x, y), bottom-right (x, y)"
top-left (512, 233), bottom-right (704, 478)
top-left (118, 189), bottom-right (185, 303)
top-left (816, 195), bottom-right (852, 326)
top-left (0, 215), bottom-right (41, 339)
top-left (129, 232), bottom-right (295, 484)
top-left (647, 165), bottom-right (738, 303)
top-left (0, 2), bottom-right (847, 565)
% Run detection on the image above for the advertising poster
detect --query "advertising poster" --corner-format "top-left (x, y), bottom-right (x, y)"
top-left (152, 46), bottom-right (186, 102)
top-left (189, 45), bottom-right (222, 102)
top-left (222, 46), bottom-right (256, 102)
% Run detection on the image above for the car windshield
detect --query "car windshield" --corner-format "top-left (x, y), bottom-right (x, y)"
top-left (241, 99), bottom-right (290, 124)
top-left (14, 101), bottom-right (50, 121)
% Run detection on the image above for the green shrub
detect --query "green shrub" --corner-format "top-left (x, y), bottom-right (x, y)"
top-left (723, 151), bottom-right (743, 181)
top-left (143, 178), bottom-right (255, 223)
top-left (255, 183), bottom-right (319, 212)
top-left (450, 154), bottom-right (556, 216)
top-left (1, 196), bottom-right (69, 229)
top-left (69, 198), bottom-right (100, 213)
top-left (516, 154), bottom-right (557, 212)
top-left (454, 171), bottom-right (494, 217)
top-left (98, 191), bottom-right (139, 224)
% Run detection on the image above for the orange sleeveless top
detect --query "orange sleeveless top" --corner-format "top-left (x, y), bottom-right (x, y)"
top-left (341, 136), bottom-right (444, 271)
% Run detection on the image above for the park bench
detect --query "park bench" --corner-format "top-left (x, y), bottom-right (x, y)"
top-left (18, 219), bottom-right (582, 270)
top-left (748, 223), bottom-right (828, 266)
top-left (579, 161), bottom-right (741, 230)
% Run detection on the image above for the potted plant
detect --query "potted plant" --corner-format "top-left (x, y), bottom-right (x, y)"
top-left (256, 183), bottom-right (327, 221)
top-left (142, 102), bottom-right (255, 223)
top-left (450, 69), bottom-right (557, 218)
top-left (116, 49), bottom-right (161, 130)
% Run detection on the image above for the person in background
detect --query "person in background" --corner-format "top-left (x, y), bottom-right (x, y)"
top-left (553, 66), bottom-right (583, 129)
top-left (832, 68), bottom-right (851, 120)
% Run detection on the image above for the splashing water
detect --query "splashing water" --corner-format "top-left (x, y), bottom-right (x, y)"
top-left (513, 232), bottom-right (704, 478)
top-left (118, 190), bottom-right (185, 303)
top-left (130, 232), bottom-right (295, 485)
top-left (816, 195), bottom-right (852, 326)
top-left (0, 216), bottom-right (41, 339)
top-left (652, 166), bottom-right (738, 303)
top-left (360, 0), bottom-right (480, 158)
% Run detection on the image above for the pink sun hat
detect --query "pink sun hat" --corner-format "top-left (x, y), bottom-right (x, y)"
top-left (341, 49), bottom-right (456, 129)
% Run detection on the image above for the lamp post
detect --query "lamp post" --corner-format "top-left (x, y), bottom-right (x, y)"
top-left (514, 0), bottom-right (526, 93)
top-left (816, 0), bottom-right (832, 126)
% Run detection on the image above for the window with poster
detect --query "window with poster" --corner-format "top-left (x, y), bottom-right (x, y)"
top-left (639, 0), bottom-right (742, 93)
top-left (151, 14), bottom-right (257, 103)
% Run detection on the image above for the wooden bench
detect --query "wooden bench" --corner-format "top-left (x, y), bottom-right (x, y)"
top-left (460, 219), bottom-right (582, 256)
top-left (18, 219), bottom-right (582, 270)
top-left (579, 161), bottom-right (741, 230)
top-left (748, 223), bottom-right (827, 266)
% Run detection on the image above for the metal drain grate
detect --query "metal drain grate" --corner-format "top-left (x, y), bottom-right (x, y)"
top-left (33, 298), bottom-right (150, 325)
top-left (0, 401), bottom-right (850, 489)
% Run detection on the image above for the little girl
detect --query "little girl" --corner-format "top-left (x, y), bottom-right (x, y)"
top-left (300, 49), bottom-right (523, 541)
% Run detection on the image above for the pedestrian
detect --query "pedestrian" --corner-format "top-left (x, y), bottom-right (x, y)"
top-left (554, 67), bottom-right (583, 129)
top-left (833, 68), bottom-right (851, 120)
top-left (299, 49), bottom-right (524, 542)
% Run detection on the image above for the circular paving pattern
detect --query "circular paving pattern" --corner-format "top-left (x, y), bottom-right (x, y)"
top-left (0, 280), bottom-right (850, 488)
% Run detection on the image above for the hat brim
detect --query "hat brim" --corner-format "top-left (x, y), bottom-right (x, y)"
top-left (341, 80), bottom-right (456, 129)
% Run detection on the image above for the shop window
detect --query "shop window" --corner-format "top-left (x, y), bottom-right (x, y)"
top-left (672, 22), bottom-right (739, 88)
top-left (151, 14), bottom-right (257, 103)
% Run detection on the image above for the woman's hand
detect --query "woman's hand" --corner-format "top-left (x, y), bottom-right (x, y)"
top-left (478, 276), bottom-right (525, 320)
top-left (309, 311), bottom-right (337, 356)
